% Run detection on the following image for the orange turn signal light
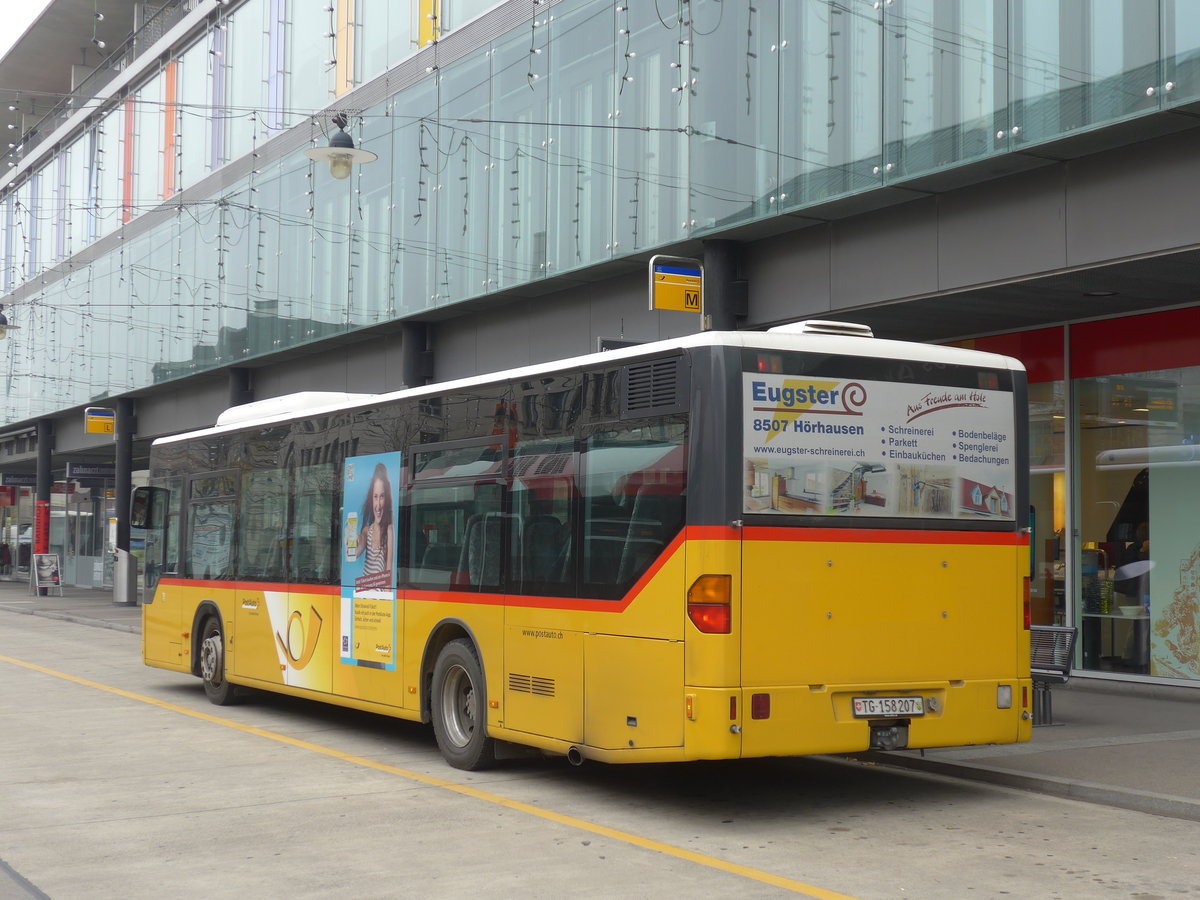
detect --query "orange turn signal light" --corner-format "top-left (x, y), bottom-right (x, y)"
top-left (688, 574), bottom-right (731, 634)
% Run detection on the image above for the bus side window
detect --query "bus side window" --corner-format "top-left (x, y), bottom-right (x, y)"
top-left (510, 441), bottom-right (575, 598)
top-left (580, 424), bottom-right (686, 600)
top-left (292, 463), bottom-right (338, 584)
top-left (185, 473), bottom-right (237, 581)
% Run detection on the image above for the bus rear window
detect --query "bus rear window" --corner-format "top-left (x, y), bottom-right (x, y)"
top-left (742, 362), bottom-right (1017, 521)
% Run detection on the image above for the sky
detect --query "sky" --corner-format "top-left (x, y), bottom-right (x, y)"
top-left (0, 0), bottom-right (53, 63)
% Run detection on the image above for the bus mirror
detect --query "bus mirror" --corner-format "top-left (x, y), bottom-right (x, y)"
top-left (130, 486), bottom-right (167, 529)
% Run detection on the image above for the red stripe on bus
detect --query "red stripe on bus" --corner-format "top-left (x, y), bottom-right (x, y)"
top-left (740, 527), bottom-right (1026, 546)
top-left (156, 578), bottom-right (340, 594)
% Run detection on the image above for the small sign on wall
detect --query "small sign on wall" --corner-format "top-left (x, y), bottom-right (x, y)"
top-left (84, 407), bottom-right (116, 435)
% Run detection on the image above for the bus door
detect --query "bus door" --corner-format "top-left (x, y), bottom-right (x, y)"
top-left (142, 476), bottom-right (184, 668)
top-left (233, 468), bottom-right (291, 688)
top-left (181, 472), bottom-right (242, 677)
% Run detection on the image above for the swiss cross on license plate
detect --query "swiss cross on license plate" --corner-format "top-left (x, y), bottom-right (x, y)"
top-left (852, 696), bottom-right (924, 718)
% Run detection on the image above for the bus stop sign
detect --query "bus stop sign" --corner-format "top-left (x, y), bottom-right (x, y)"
top-left (84, 406), bottom-right (116, 435)
top-left (649, 255), bottom-right (702, 314)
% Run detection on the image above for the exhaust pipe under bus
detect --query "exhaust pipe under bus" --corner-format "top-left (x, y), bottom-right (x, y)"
top-left (566, 746), bottom-right (585, 767)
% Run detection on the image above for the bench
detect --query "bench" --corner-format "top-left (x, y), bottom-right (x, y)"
top-left (1030, 624), bottom-right (1077, 726)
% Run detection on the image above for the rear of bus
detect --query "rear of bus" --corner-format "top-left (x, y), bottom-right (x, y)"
top-left (687, 327), bottom-right (1031, 758)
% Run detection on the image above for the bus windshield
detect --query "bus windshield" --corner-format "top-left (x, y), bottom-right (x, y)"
top-left (741, 351), bottom-right (1018, 521)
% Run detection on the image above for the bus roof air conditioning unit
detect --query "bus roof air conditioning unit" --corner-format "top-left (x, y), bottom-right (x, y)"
top-left (768, 320), bottom-right (874, 338)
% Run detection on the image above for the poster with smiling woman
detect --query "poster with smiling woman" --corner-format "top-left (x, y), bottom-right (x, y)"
top-left (339, 451), bottom-right (401, 671)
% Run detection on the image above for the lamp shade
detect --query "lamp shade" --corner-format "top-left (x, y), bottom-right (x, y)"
top-left (304, 127), bottom-right (378, 179)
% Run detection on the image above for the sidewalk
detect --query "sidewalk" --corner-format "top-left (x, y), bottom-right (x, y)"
top-left (2, 577), bottom-right (1199, 821)
top-left (0, 576), bottom-right (141, 634)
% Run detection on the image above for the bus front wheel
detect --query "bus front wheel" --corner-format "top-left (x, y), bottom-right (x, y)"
top-left (431, 639), bottom-right (496, 770)
top-left (199, 616), bottom-right (238, 706)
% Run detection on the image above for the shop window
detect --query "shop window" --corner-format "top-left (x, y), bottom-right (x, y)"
top-left (1072, 309), bottom-right (1200, 681)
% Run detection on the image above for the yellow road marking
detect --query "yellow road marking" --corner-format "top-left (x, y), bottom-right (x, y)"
top-left (1, 654), bottom-right (859, 900)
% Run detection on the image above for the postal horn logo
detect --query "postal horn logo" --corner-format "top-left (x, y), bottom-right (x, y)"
top-left (276, 606), bottom-right (323, 670)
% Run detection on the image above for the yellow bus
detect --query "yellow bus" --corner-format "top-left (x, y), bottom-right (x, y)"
top-left (133, 322), bottom-right (1032, 769)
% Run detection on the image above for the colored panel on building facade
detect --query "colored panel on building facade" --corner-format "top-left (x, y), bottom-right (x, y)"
top-left (1072, 308), bottom-right (1200, 379)
top-left (163, 61), bottom-right (177, 199)
top-left (122, 97), bottom-right (135, 223)
top-left (419, 0), bottom-right (439, 47)
top-left (959, 327), bottom-right (1064, 385)
top-left (336, 0), bottom-right (355, 97)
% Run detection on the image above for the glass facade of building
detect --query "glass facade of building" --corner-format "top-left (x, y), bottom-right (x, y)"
top-left (4, 0), bottom-right (1200, 421)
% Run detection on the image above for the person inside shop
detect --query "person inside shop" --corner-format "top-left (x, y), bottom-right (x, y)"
top-left (0, 542), bottom-right (11, 575)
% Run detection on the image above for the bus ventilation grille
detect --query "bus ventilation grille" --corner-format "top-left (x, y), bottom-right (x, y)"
top-left (623, 357), bottom-right (684, 416)
top-left (508, 673), bottom-right (556, 697)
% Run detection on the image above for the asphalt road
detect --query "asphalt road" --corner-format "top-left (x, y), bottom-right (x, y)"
top-left (3, 613), bottom-right (1198, 900)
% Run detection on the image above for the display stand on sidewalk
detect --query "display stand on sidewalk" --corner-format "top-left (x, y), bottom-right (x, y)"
top-left (30, 552), bottom-right (64, 597)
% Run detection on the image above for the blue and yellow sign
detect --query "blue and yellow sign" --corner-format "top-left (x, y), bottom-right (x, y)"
top-left (649, 255), bottom-right (703, 313)
top-left (84, 407), bottom-right (116, 435)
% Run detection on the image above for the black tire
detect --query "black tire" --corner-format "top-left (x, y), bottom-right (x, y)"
top-left (199, 616), bottom-right (239, 706)
top-left (430, 638), bottom-right (496, 770)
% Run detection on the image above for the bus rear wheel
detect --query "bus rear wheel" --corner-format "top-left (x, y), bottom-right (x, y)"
top-left (199, 616), bottom-right (238, 706)
top-left (431, 639), bottom-right (496, 770)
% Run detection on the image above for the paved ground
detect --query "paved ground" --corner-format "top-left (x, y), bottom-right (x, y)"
top-left (2, 576), bottom-right (1199, 823)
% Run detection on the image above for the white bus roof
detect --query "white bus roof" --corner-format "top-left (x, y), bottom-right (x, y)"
top-left (155, 327), bottom-right (1025, 447)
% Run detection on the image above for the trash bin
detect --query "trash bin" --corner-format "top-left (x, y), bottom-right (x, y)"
top-left (113, 548), bottom-right (138, 606)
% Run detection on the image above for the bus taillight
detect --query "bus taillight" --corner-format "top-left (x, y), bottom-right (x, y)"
top-left (1023, 576), bottom-right (1031, 629)
top-left (687, 574), bottom-right (732, 634)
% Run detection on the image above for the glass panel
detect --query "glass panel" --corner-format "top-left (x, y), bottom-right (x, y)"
top-left (274, 156), bottom-right (319, 337)
top-left (356, 0), bottom-right (418, 79)
top-left (391, 82), bottom-right (438, 313)
top-left (442, 0), bottom-right (497, 32)
top-left (225, 0), bottom-right (267, 160)
top-left (94, 108), bottom-right (121, 240)
top-left (287, 0), bottom-right (334, 131)
top-left (240, 469), bottom-right (288, 580)
top-left (1163, 0), bottom-right (1200, 105)
top-left (1012, 0), bottom-right (1161, 147)
top-left (547, 0), bottom-right (615, 273)
top-left (612, 2), bottom-right (687, 252)
top-left (351, 106), bottom-right (392, 325)
top-left (885, 0), bottom-right (1009, 179)
top-left (176, 38), bottom-right (211, 189)
top-left (408, 481), bottom-right (502, 589)
top-left (312, 165), bottom-right (350, 332)
top-left (134, 71), bottom-right (164, 211)
top-left (187, 473), bottom-right (237, 581)
top-left (579, 422), bottom-right (686, 600)
top-left (687, 0), bottom-right (779, 231)
top-left (510, 438), bottom-right (575, 597)
top-left (291, 462), bottom-right (338, 583)
top-left (147, 476), bottom-right (184, 586)
top-left (781, 0), bottom-right (887, 208)
top-left (489, 24), bottom-right (548, 289)
top-left (414, 439), bottom-right (505, 480)
top-left (436, 47), bottom-right (492, 301)
top-left (64, 134), bottom-right (90, 255)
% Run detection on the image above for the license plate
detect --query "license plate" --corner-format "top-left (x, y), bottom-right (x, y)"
top-left (852, 696), bottom-right (924, 718)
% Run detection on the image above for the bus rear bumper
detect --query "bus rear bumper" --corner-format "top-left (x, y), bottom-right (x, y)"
top-left (686, 679), bottom-right (1033, 759)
